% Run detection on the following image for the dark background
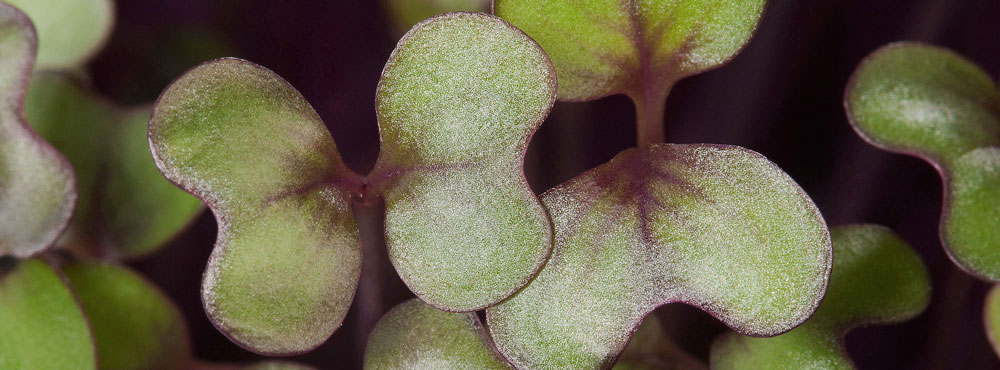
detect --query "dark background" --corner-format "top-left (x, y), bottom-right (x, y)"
top-left (81, 0), bottom-right (1000, 368)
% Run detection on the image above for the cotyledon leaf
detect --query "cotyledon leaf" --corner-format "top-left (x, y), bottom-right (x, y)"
top-left (149, 58), bottom-right (362, 355)
top-left (25, 72), bottom-right (203, 258)
top-left (372, 12), bottom-right (556, 311)
top-left (485, 143), bottom-right (831, 370)
top-left (63, 261), bottom-right (191, 370)
top-left (985, 284), bottom-right (1000, 358)
top-left (0, 3), bottom-right (76, 257)
top-left (0, 258), bottom-right (96, 370)
top-left (363, 298), bottom-right (513, 370)
top-left (710, 224), bottom-right (931, 370)
top-left (382, 0), bottom-right (490, 34)
top-left (4, 0), bottom-right (113, 71)
top-left (845, 42), bottom-right (1000, 280)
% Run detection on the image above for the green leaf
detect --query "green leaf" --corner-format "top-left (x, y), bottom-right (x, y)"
top-left (25, 73), bottom-right (204, 258)
top-left (4, 0), bottom-right (113, 71)
top-left (364, 299), bottom-right (512, 370)
top-left (845, 42), bottom-right (1000, 280)
top-left (0, 258), bottom-right (96, 369)
top-left (382, 0), bottom-right (490, 34)
top-left (611, 315), bottom-right (706, 370)
top-left (486, 144), bottom-right (831, 370)
top-left (710, 225), bottom-right (931, 370)
top-left (373, 12), bottom-right (556, 311)
top-left (149, 58), bottom-right (362, 355)
top-left (493, 0), bottom-right (765, 100)
top-left (985, 284), bottom-right (1000, 357)
top-left (63, 261), bottom-right (190, 370)
top-left (0, 4), bottom-right (76, 257)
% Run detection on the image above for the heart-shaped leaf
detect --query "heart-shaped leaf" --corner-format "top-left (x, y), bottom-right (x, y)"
top-left (63, 261), bottom-right (190, 370)
top-left (486, 143), bottom-right (831, 370)
top-left (710, 224), bottom-right (931, 369)
top-left (372, 12), bottom-right (556, 311)
top-left (611, 314), bottom-right (705, 370)
top-left (382, 0), bottom-right (490, 34)
top-left (4, 0), bottom-right (113, 71)
top-left (25, 72), bottom-right (203, 258)
top-left (149, 58), bottom-right (363, 355)
top-left (494, 0), bottom-right (767, 143)
top-left (0, 258), bottom-right (96, 369)
top-left (845, 42), bottom-right (1000, 280)
top-left (0, 3), bottom-right (76, 257)
top-left (364, 298), bottom-right (512, 370)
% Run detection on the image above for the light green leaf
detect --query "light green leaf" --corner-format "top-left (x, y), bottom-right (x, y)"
top-left (486, 144), bottom-right (831, 370)
top-left (710, 224), bottom-right (931, 370)
top-left (149, 58), bottom-right (362, 355)
top-left (373, 12), bottom-right (556, 311)
top-left (63, 261), bottom-right (190, 370)
top-left (25, 72), bottom-right (203, 258)
top-left (0, 258), bottom-right (96, 369)
top-left (364, 299), bottom-right (512, 370)
top-left (985, 285), bottom-right (1000, 357)
top-left (494, 0), bottom-right (766, 102)
top-left (4, 0), bottom-right (113, 71)
top-left (845, 42), bottom-right (1000, 280)
top-left (0, 4), bottom-right (75, 257)
top-left (382, 0), bottom-right (490, 34)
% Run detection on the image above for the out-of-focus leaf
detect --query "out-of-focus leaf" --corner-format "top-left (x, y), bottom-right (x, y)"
top-left (710, 224), bottom-right (931, 369)
top-left (4, 0), bottom-right (113, 71)
top-left (0, 258), bottom-right (96, 369)
top-left (0, 4), bottom-right (75, 257)
top-left (611, 315), bottom-right (705, 370)
top-left (486, 144), bottom-right (831, 370)
top-left (25, 73), bottom-right (203, 258)
top-left (381, 0), bottom-right (490, 34)
top-left (364, 299), bottom-right (512, 370)
top-left (985, 285), bottom-right (1000, 357)
top-left (372, 12), bottom-right (556, 311)
top-left (149, 58), bottom-right (362, 355)
top-left (845, 42), bottom-right (1000, 280)
top-left (63, 261), bottom-right (190, 370)
top-left (242, 361), bottom-right (318, 370)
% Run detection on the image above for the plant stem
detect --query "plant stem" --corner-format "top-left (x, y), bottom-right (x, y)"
top-left (632, 88), bottom-right (668, 147)
top-left (352, 200), bottom-right (390, 351)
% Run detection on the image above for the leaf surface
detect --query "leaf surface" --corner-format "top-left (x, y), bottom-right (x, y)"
top-left (710, 224), bottom-right (931, 369)
top-left (611, 315), bottom-right (705, 370)
top-left (149, 58), bottom-right (362, 355)
top-left (0, 258), bottom-right (96, 369)
top-left (373, 12), bottom-right (555, 311)
top-left (985, 284), bottom-right (1000, 357)
top-left (364, 299), bottom-right (512, 370)
top-left (0, 4), bottom-right (75, 257)
top-left (63, 261), bottom-right (191, 370)
top-left (493, 0), bottom-right (766, 101)
top-left (486, 143), bottom-right (831, 370)
top-left (4, 0), bottom-right (112, 70)
top-left (845, 43), bottom-right (1000, 280)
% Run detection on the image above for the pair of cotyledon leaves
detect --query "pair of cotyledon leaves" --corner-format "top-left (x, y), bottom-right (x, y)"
top-left (845, 43), bottom-right (1000, 282)
top-left (363, 224), bottom-right (930, 370)
top-left (150, 0), bottom-right (836, 367)
top-left (0, 0), bottom-right (203, 260)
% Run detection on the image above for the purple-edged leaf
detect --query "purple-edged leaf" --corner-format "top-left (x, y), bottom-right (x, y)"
top-left (364, 299), bottom-right (512, 370)
top-left (611, 315), bottom-right (705, 370)
top-left (0, 3), bottom-right (75, 257)
top-left (486, 144), bottom-right (831, 370)
top-left (845, 43), bottom-right (1000, 280)
top-left (63, 261), bottom-right (191, 370)
top-left (382, 0), bottom-right (491, 34)
top-left (711, 225), bottom-right (931, 369)
top-left (25, 73), bottom-right (203, 258)
top-left (0, 258), bottom-right (96, 369)
top-left (373, 12), bottom-right (556, 311)
top-left (149, 58), bottom-right (362, 355)
top-left (5, 0), bottom-right (113, 71)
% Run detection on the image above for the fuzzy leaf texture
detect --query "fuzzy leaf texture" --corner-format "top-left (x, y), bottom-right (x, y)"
top-left (149, 58), bottom-right (362, 355)
top-left (486, 144), bottom-right (832, 370)
top-left (364, 299), bottom-right (512, 370)
top-left (372, 12), bottom-right (556, 311)
top-left (0, 258), bottom-right (96, 369)
top-left (26, 73), bottom-right (202, 258)
top-left (711, 224), bottom-right (931, 369)
top-left (845, 43), bottom-right (1000, 280)
top-left (493, 0), bottom-right (766, 101)
top-left (63, 262), bottom-right (191, 370)
top-left (3, 0), bottom-right (112, 70)
top-left (0, 3), bottom-right (75, 257)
